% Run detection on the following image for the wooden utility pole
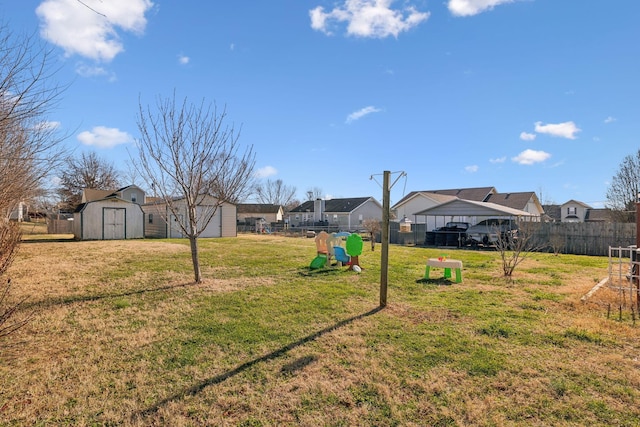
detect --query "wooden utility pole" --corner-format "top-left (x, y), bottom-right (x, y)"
top-left (372, 170), bottom-right (406, 307)
top-left (380, 171), bottom-right (390, 307)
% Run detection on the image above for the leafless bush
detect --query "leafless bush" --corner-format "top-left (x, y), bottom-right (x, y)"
top-left (362, 218), bottom-right (381, 251)
top-left (548, 233), bottom-right (565, 256)
top-left (0, 222), bottom-right (29, 342)
top-left (495, 221), bottom-right (545, 278)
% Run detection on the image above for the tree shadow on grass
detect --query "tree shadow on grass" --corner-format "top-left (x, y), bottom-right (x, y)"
top-left (20, 281), bottom-right (198, 311)
top-left (297, 267), bottom-right (350, 277)
top-left (135, 305), bottom-right (384, 419)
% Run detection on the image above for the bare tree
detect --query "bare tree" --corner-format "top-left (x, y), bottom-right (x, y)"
top-left (134, 94), bottom-right (255, 283)
top-left (0, 21), bottom-right (67, 344)
top-left (306, 187), bottom-right (323, 201)
top-left (362, 218), bottom-right (381, 251)
top-left (495, 221), bottom-right (544, 278)
top-left (254, 179), bottom-right (297, 207)
top-left (57, 152), bottom-right (121, 211)
top-left (606, 149), bottom-right (640, 223)
top-left (0, 22), bottom-right (68, 219)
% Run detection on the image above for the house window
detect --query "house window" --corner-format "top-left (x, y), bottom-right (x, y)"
top-left (358, 214), bottom-right (363, 224)
top-left (131, 193), bottom-right (137, 203)
top-left (333, 214), bottom-right (338, 222)
top-left (148, 213), bottom-right (153, 224)
top-left (567, 207), bottom-right (577, 215)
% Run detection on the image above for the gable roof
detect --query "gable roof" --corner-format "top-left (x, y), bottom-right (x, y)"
top-left (81, 185), bottom-right (146, 204)
top-left (562, 199), bottom-right (592, 209)
top-left (82, 189), bottom-right (113, 203)
top-left (414, 198), bottom-right (534, 218)
top-left (391, 191), bottom-right (457, 210)
top-left (114, 184), bottom-right (144, 193)
top-left (237, 203), bottom-right (282, 214)
top-left (290, 197), bottom-right (377, 213)
top-left (393, 187), bottom-right (496, 207)
top-left (485, 191), bottom-right (541, 211)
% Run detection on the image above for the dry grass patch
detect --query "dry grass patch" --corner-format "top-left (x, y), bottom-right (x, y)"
top-left (1, 235), bottom-right (640, 426)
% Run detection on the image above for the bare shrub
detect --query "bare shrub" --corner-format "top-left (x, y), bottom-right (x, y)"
top-left (495, 221), bottom-right (545, 278)
top-left (362, 218), bottom-right (381, 251)
top-left (548, 233), bottom-right (565, 256)
top-left (0, 222), bottom-right (29, 342)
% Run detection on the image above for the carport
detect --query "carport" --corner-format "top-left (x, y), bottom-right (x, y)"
top-left (413, 198), bottom-right (537, 247)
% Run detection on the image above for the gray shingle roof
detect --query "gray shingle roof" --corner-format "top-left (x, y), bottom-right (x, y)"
top-left (485, 192), bottom-right (537, 211)
top-left (237, 204), bottom-right (282, 214)
top-left (290, 197), bottom-right (372, 213)
top-left (394, 187), bottom-right (496, 206)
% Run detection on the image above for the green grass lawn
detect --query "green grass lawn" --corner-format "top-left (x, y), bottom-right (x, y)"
top-left (1, 233), bottom-right (639, 426)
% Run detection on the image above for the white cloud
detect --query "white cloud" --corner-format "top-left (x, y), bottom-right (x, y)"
top-left (346, 106), bottom-right (382, 123)
top-left (604, 116), bottom-right (616, 124)
top-left (310, 0), bottom-right (430, 38)
top-left (448, 0), bottom-right (514, 17)
top-left (77, 126), bottom-right (133, 148)
top-left (254, 166), bottom-right (278, 179)
top-left (178, 54), bottom-right (190, 65)
top-left (75, 62), bottom-right (117, 81)
top-left (519, 131), bottom-right (536, 141)
top-left (36, 0), bottom-right (154, 62)
top-left (35, 120), bottom-right (61, 131)
top-left (465, 165), bottom-right (479, 173)
top-left (534, 121), bottom-right (581, 139)
top-left (489, 156), bottom-right (506, 163)
top-left (512, 149), bottom-right (551, 165)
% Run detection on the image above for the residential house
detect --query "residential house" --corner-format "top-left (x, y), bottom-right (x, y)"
top-left (414, 198), bottom-right (536, 224)
top-left (392, 187), bottom-right (497, 230)
top-left (485, 191), bottom-right (544, 218)
top-left (561, 200), bottom-right (592, 222)
top-left (142, 195), bottom-right (236, 238)
top-left (392, 192), bottom-right (457, 226)
top-left (541, 204), bottom-right (561, 222)
top-left (288, 197), bottom-right (382, 231)
top-left (237, 204), bottom-right (284, 224)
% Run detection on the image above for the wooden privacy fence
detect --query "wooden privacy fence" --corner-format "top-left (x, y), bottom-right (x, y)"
top-left (529, 222), bottom-right (636, 256)
top-left (47, 219), bottom-right (73, 234)
top-left (391, 221), bottom-right (637, 257)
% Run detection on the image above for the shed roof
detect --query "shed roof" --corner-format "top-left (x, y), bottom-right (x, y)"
top-left (413, 198), bottom-right (534, 218)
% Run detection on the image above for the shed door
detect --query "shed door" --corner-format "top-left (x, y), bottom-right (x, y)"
top-left (103, 208), bottom-right (126, 240)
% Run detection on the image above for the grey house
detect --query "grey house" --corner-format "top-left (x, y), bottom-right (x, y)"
top-left (237, 204), bottom-right (284, 224)
top-left (288, 197), bottom-right (383, 231)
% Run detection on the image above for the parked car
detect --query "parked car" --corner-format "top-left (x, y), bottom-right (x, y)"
top-left (434, 222), bottom-right (469, 233)
top-left (432, 221), bottom-right (470, 246)
top-left (466, 218), bottom-right (518, 246)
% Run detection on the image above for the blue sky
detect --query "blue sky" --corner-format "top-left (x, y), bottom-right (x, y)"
top-left (4, 0), bottom-right (639, 207)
